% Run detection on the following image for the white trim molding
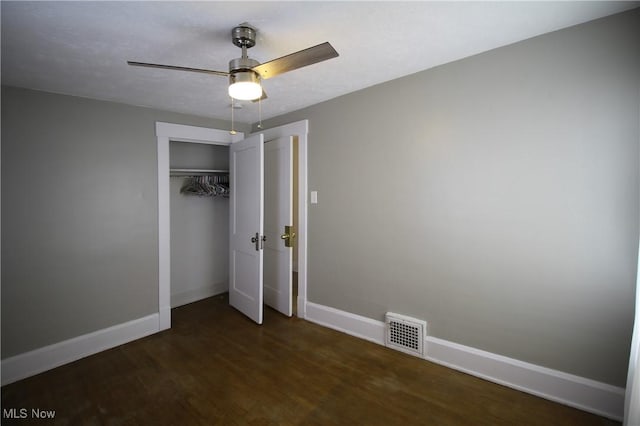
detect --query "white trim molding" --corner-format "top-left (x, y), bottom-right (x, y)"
top-left (1, 314), bottom-right (159, 386)
top-left (155, 122), bottom-right (238, 144)
top-left (306, 302), bottom-right (385, 344)
top-left (304, 301), bottom-right (624, 421)
top-left (425, 337), bottom-right (624, 421)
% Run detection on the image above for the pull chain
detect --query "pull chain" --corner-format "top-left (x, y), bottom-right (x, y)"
top-left (230, 97), bottom-right (237, 135)
top-left (230, 93), bottom-right (263, 134)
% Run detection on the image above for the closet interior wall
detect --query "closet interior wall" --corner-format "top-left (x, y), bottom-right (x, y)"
top-left (169, 141), bottom-right (230, 308)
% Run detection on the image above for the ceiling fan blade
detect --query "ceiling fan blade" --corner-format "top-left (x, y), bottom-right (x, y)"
top-left (252, 42), bottom-right (338, 80)
top-left (127, 61), bottom-right (229, 77)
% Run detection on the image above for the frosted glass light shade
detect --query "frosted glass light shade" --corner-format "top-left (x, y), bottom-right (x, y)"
top-left (228, 71), bottom-right (262, 101)
top-left (229, 82), bottom-right (262, 100)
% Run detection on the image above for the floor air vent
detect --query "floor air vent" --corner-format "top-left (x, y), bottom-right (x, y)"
top-left (385, 312), bottom-right (427, 358)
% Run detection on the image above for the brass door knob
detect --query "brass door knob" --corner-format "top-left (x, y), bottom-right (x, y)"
top-left (280, 226), bottom-right (295, 247)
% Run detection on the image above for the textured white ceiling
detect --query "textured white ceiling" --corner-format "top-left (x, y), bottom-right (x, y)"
top-left (2, 1), bottom-right (637, 125)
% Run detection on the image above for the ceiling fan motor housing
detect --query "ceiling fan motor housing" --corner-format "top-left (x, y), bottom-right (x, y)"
top-left (228, 56), bottom-right (262, 100)
top-left (228, 57), bottom-right (261, 86)
top-left (228, 70), bottom-right (260, 87)
top-left (228, 57), bottom-right (259, 73)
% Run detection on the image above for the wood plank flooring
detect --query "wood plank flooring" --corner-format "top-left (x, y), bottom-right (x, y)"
top-left (2, 294), bottom-right (619, 425)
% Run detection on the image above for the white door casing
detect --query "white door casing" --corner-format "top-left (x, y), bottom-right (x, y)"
top-left (264, 136), bottom-right (293, 317)
top-left (229, 133), bottom-right (265, 324)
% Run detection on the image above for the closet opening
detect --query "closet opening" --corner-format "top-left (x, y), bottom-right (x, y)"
top-left (169, 141), bottom-right (230, 308)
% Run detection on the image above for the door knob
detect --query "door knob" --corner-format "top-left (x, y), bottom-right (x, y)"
top-left (280, 225), bottom-right (296, 248)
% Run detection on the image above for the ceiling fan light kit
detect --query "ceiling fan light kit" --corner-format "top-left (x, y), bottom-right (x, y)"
top-left (228, 71), bottom-right (262, 101)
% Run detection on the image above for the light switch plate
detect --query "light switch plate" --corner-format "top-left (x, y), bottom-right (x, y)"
top-left (310, 191), bottom-right (318, 204)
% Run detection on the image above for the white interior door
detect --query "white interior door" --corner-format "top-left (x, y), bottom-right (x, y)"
top-left (264, 136), bottom-right (294, 317)
top-left (229, 133), bottom-right (264, 324)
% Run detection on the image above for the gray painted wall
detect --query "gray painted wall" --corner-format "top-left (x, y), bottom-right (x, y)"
top-left (1, 86), bottom-right (248, 358)
top-left (259, 10), bottom-right (640, 386)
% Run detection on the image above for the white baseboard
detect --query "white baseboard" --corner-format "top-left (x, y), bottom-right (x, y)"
top-left (306, 302), bottom-right (385, 344)
top-left (170, 281), bottom-right (227, 308)
top-left (304, 301), bottom-right (624, 421)
top-left (1, 314), bottom-right (159, 386)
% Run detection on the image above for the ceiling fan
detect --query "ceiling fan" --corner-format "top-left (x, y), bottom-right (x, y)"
top-left (127, 24), bottom-right (339, 102)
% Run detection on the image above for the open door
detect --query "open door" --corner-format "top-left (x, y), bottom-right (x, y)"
top-left (264, 136), bottom-right (294, 317)
top-left (229, 133), bottom-right (264, 324)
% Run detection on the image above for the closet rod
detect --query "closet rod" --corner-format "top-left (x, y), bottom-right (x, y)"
top-left (169, 168), bottom-right (229, 176)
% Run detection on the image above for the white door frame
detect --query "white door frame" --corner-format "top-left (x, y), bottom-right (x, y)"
top-left (156, 119), bottom-right (309, 330)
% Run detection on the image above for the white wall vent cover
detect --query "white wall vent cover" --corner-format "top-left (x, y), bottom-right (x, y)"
top-left (385, 312), bottom-right (427, 358)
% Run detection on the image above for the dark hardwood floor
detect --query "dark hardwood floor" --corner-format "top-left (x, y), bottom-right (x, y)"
top-left (2, 294), bottom-right (619, 425)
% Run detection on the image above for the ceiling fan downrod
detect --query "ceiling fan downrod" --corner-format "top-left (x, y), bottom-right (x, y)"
top-left (229, 25), bottom-right (259, 74)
